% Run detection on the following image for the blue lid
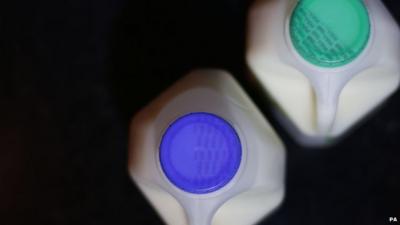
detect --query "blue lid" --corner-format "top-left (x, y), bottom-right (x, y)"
top-left (159, 112), bottom-right (242, 194)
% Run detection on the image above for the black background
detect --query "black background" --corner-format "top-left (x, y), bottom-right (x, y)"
top-left (1, 0), bottom-right (400, 224)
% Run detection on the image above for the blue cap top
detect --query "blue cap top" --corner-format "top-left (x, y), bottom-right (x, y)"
top-left (159, 112), bottom-right (242, 194)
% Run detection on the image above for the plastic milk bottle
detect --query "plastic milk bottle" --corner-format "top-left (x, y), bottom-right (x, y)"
top-left (128, 69), bottom-right (286, 225)
top-left (247, 0), bottom-right (400, 146)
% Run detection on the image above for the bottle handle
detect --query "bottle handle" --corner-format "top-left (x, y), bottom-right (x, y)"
top-left (312, 75), bottom-right (344, 136)
top-left (183, 199), bottom-right (217, 225)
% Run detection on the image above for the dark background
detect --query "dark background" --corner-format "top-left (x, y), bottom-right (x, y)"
top-left (1, 0), bottom-right (400, 224)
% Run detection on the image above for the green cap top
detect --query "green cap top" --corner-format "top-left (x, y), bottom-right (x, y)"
top-left (290, 0), bottom-right (370, 68)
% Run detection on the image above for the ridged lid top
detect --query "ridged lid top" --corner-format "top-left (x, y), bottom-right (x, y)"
top-left (160, 112), bottom-right (242, 194)
top-left (290, 0), bottom-right (370, 67)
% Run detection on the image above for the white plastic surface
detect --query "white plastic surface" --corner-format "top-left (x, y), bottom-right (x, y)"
top-left (246, 0), bottom-right (400, 146)
top-left (128, 69), bottom-right (286, 225)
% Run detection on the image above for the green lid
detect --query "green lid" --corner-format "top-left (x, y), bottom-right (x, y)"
top-left (289, 0), bottom-right (370, 68)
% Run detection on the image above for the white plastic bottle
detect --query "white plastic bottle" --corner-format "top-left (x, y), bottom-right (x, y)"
top-left (128, 69), bottom-right (285, 225)
top-left (247, 0), bottom-right (400, 146)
